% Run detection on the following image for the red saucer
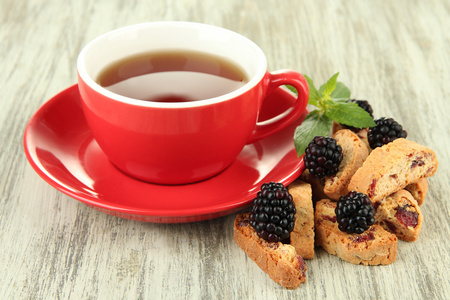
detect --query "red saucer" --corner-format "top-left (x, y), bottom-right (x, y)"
top-left (24, 85), bottom-right (306, 223)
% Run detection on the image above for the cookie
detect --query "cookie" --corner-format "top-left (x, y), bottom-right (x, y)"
top-left (375, 190), bottom-right (423, 241)
top-left (323, 129), bottom-right (369, 200)
top-left (288, 180), bottom-right (315, 259)
top-left (348, 138), bottom-right (438, 202)
top-left (405, 178), bottom-right (428, 206)
top-left (315, 199), bottom-right (398, 265)
top-left (234, 213), bottom-right (307, 288)
top-left (299, 169), bottom-right (328, 203)
top-left (332, 122), bottom-right (370, 150)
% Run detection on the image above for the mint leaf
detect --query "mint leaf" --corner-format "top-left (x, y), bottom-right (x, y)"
top-left (285, 85), bottom-right (298, 95)
top-left (322, 72), bottom-right (339, 99)
top-left (330, 82), bottom-right (351, 101)
top-left (324, 101), bottom-right (376, 128)
top-left (319, 81), bottom-right (350, 101)
top-left (293, 73), bottom-right (374, 157)
top-left (294, 110), bottom-right (333, 156)
top-left (304, 75), bottom-right (320, 106)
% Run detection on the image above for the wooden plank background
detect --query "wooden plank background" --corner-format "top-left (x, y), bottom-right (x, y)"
top-left (1, 0), bottom-right (449, 299)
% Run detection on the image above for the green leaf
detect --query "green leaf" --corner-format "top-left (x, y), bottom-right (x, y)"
top-left (294, 110), bottom-right (333, 156)
top-left (318, 83), bottom-right (325, 97)
top-left (323, 99), bottom-right (336, 107)
top-left (291, 73), bottom-right (376, 155)
top-left (285, 85), bottom-right (298, 95)
top-left (303, 75), bottom-right (320, 106)
top-left (330, 82), bottom-right (351, 101)
top-left (322, 72), bottom-right (339, 99)
top-left (324, 102), bottom-right (376, 128)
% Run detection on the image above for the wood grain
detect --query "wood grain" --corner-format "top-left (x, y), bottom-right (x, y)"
top-left (1, 0), bottom-right (449, 299)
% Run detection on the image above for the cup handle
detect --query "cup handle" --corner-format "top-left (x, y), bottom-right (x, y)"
top-left (247, 70), bottom-right (309, 144)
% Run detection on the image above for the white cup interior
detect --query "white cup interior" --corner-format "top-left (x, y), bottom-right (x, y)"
top-left (77, 22), bottom-right (267, 107)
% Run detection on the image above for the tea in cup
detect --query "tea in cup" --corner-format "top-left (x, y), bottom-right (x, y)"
top-left (77, 22), bottom-right (308, 184)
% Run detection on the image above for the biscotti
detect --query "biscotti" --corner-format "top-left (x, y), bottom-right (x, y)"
top-left (299, 170), bottom-right (329, 203)
top-left (234, 213), bottom-right (307, 288)
top-left (348, 138), bottom-right (438, 202)
top-left (315, 199), bottom-right (398, 265)
top-left (405, 178), bottom-right (428, 206)
top-left (288, 180), bottom-right (315, 259)
top-left (323, 129), bottom-right (369, 200)
top-left (375, 190), bottom-right (423, 241)
top-left (332, 122), bottom-right (370, 151)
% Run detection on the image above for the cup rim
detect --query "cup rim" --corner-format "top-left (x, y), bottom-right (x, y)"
top-left (77, 21), bottom-right (267, 108)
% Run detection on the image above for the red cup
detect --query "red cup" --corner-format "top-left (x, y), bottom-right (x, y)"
top-left (77, 22), bottom-right (308, 184)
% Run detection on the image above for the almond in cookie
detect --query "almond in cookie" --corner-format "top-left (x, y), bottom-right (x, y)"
top-left (315, 199), bottom-right (397, 265)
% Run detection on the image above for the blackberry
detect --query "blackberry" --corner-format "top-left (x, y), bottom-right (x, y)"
top-left (249, 182), bottom-right (296, 243)
top-left (367, 117), bottom-right (407, 149)
top-left (342, 100), bottom-right (374, 132)
top-left (335, 191), bottom-right (375, 234)
top-left (304, 136), bottom-right (343, 178)
top-left (348, 99), bottom-right (374, 118)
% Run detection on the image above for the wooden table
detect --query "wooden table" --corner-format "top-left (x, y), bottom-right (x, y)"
top-left (1, 0), bottom-right (449, 299)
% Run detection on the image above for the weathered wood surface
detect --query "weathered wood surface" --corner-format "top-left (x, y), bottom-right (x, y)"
top-left (1, 0), bottom-right (449, 299)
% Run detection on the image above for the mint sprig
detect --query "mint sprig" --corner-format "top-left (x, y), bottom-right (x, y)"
top-left (291, 72), bottom-right (376, 156)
